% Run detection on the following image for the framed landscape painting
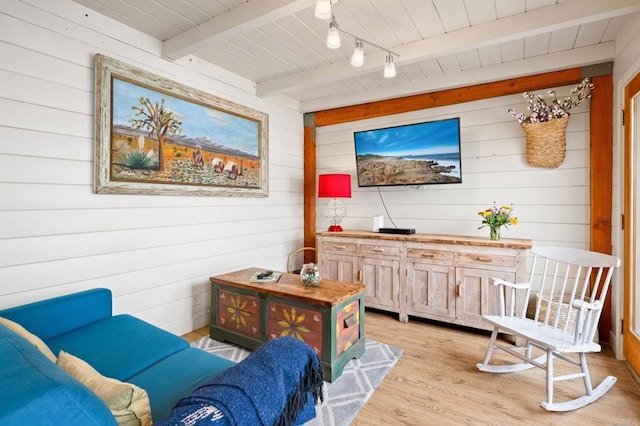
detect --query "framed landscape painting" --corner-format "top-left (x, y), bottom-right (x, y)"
top-left (94, 54), bottom-right (269, 197)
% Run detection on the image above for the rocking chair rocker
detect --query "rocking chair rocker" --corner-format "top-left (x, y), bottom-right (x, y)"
top-left (476, 246), bottom-right (620, 411)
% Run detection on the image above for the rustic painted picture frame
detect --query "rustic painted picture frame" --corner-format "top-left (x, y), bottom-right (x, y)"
top-left (94, 54), bottom-right (269, 197)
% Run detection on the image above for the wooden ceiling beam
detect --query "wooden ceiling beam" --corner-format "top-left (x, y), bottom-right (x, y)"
top-left (314, 68), bottom-right (584, 127)
top-left (163, 0), bottom-right (315, 60)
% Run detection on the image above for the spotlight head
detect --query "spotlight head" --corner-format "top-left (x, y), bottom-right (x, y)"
top-left (350, 40), bottom-right (365, 67)
top-left (384, 53), bottom-right (396, 78)
top-left (326, 19), bottom-right (341, 49)
top-left (314, 0), bottom-right (331, 19)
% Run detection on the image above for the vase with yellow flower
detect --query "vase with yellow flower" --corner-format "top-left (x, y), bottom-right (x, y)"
top-left (478, 203), bottom-right (518, 241)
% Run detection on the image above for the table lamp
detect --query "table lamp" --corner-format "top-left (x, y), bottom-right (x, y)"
top-left (318, 174), bottom-right (351, 232)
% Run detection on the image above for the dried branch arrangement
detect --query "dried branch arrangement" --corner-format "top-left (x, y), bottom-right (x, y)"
top-left (508, 78), bottom-right (595, 124)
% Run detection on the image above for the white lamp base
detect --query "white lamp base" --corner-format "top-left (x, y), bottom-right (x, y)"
top-left (324, 198), bottom-right (346, 232)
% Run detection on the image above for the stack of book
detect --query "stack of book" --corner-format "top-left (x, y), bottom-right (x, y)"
top-left (249, 271), bottom-right (281, 283)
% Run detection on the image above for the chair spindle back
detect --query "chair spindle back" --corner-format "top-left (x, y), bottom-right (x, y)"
top-left (528, 246), bottom-right (619, 345)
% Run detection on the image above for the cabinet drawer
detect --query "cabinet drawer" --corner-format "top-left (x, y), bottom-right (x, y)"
top-left (322, 241), bottom-right (357, 253)
top-left (406, 247), bottom-right (454, 262)
top-left (360, 243), bottom-right (401, 256)
top-left (457, 251), bottom-right (517, 268)
top-left (336, 300), bottom-right (361, 357)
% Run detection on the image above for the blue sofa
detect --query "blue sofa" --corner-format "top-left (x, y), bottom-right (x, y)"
top-left (0, 288), bottom-right (238, 424)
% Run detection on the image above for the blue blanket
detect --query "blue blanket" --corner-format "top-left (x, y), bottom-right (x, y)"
top-left (157, 337), bottom-right (324, 426)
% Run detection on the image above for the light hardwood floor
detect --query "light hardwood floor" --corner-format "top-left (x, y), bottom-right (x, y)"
top-left (183, 311), bottom-right (640, 425)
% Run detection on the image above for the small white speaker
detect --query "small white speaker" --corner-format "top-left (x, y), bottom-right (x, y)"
top-left (372, 215), bottom-right (384, 232)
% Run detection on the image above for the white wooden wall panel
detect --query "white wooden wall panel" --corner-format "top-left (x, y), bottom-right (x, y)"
top-left (0, 0), bottom-right (304, 336)
top-left (73, 1), bottom-right (170, 40)
top-left (0, 70), bottom-right (92, 113)
top-left (0, 128), bottom-right (90, 161)
top-left (0, 47), bottom-right (90, 92)
top-left (315, 83), bottom-right (591, 252)
top-left (4, 2), bottom-right (158, 61)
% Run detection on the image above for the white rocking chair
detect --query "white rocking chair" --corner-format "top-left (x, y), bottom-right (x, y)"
top-left (476, 246), bottom-right (620, 411)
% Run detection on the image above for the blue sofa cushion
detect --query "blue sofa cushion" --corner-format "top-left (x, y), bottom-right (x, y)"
top-left (129, 347), bottom-right (235, 421)
top-left (0, 324), bottom-right (116, 426)
top-left (45, 314), bottom-right (189, 381)
top-left (0, 289), bottom-right (112, 340)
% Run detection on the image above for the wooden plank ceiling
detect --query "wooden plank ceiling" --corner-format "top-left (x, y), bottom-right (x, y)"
top-left (71, 0), bottom-right (640, 112)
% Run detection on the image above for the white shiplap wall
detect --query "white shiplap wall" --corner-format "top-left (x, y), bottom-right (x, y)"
top-left (0, 0), bottom-right (304, 335)
top-left (315, 85), bottom-right (591, 249)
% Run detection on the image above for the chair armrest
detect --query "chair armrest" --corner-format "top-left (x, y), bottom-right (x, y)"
top-left (571, 299), bottom-right (601, 311)
top-left (492, 279), bottom-right (531, 290)
top-left (493, 278), bottom-right (531, 318)
top-left (570, 299), bottom-right (602, 344)
top-left (492, 279), bottom-right (531, 317)
top-left (0, 289), bottom-right (112, 340)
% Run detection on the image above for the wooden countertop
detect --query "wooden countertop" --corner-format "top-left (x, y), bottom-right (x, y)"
top-left (210, 267), bottom-right (365, 307)
top-left (316, 230), bottom-right (532, 250)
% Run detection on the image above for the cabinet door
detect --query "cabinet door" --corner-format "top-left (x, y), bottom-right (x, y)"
top-left (406, 262), bottom-right (455, 319)
top-left (361, 256), bottom-right (400, 311)
top-left (455, 267), bottom-right (515, 329)
top-left (320, 252), bottom-right (358, 283)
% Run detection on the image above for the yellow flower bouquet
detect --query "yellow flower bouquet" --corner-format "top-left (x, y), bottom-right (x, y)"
top-left (478, 203), bottom-right (518, 240)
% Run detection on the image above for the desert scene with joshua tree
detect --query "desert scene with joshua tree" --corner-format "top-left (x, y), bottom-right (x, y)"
top-left (110, 78), bottom-right (263, 189)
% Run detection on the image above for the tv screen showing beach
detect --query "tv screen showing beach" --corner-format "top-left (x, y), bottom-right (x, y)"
top-left (353, 117), bottom-right (462, 187)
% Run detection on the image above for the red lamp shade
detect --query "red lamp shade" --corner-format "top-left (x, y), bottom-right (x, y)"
top-left (318, 174), bottom-right (351, 198)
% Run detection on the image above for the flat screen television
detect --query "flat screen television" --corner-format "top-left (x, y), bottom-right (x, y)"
top-left (353, 117), bottom-right (462, 187)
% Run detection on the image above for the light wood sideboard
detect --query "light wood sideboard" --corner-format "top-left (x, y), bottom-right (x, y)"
top-left (316, 230), bottom-right (532, 331)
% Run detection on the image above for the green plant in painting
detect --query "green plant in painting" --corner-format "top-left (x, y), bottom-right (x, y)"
top-left (125, 150), bottom-right (154, 170)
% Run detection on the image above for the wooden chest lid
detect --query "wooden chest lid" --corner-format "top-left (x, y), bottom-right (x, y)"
top-left (210, 267), bottom-right (364, 307)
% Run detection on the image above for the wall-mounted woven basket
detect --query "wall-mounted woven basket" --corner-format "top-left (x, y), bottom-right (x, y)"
top-left (521, 115), bottom-right (569, 168)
